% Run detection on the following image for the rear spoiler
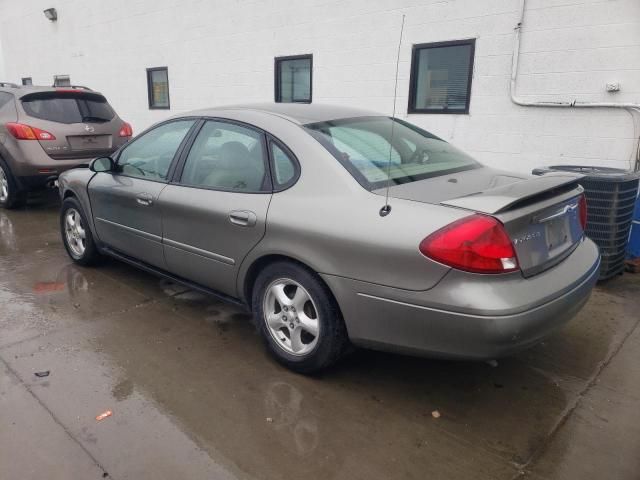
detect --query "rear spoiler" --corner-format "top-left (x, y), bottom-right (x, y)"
top-left (440, 172), bottom-right (583, 214)
top-left (19, 90), bottom-right (106, 102)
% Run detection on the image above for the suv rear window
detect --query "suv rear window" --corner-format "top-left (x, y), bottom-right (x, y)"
top-left (305, 116), bottom-right (479, 190)
top-left (21, 92), bottom-right (115, 124)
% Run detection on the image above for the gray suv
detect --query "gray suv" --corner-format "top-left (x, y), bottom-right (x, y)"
top-left (0, 82), bottom-right (131, 208)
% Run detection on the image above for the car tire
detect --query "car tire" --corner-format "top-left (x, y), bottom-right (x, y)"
top-left (0, 159), bottom-right (27, 209)
top-left (252, 261), bottom-right (349, 374)
top-left (60, 197), bottom-right (101, 266)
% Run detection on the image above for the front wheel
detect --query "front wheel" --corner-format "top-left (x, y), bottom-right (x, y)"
top-left (60, 197), bottom-right (101, 266)
top-left (253, 261), bottom-right (349, 374)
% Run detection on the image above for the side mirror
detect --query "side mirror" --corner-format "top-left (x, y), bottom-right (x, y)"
top-left (90, 156), bottom-right (115, 173)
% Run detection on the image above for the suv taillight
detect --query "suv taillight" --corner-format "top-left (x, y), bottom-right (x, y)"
top-left (578, 194), bottom-right (588, 230)
top-left (419, 215), bottom-right (519, 274)
top-left (119, 122), bottom-right (133, 137)
top-left (6, 122), bottom-right (56, 141)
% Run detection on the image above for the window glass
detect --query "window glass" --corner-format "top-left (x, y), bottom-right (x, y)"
top-left (276, 56), bottom-right (311, 103)
top-left (0, 92), bottom-right (13, 110)
top-left (147, 68), bottom-right (170, 109)
top-left (53, 75), bottom-right (71, 87)
top-left (118, 120), bottom-right (194, 181)
top-left (306, 116), bottom-right (479, 190)
top-left (410, 41), bottom-right (474, 113)
top-left (21, 93), bottom-right (115, 124)
top-left (270, 142), bottom-right (296, 186)
top-left (181, 121), bottom-right (267, 191)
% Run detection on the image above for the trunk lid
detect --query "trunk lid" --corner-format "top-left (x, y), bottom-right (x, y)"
top-left (376, 167), bottom-right (586, 276)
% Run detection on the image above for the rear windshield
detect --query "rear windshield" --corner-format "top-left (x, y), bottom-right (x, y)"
top-left (305, 116), bottom-right (480, 190)
top-left (21, 92), bottom-right (115, 124)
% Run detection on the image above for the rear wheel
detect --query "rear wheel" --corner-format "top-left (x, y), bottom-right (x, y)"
top-left (60, 197), bottom-right (101, 265)
top-left (0, 160), bottom-right (27, 209)
top-left (253, 261), bottom-right (349, 373)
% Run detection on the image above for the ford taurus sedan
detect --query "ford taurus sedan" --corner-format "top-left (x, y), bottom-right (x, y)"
top-left (57, 104), bottom-right (600, 373)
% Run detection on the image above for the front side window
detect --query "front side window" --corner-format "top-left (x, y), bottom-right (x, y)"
top-left (21, 92), bottom-right (115, 124)
top-left (118, 120), bottom-right (194, 181)
top-left (147, 67), bottom-right (170, 109)
top-left (408, 39), bottom-right (475, 114)
top-left (180, 120), bottom-right (268, 191)
top-left (275, 55), bottom-right (312, 103)
top-left (306, 116), bottom-right (479, 190)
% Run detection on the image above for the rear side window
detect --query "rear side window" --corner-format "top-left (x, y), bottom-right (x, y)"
top-left (180, 120), bottom-right (269, 192)
top-left (21, 93), bottom-right (115, 124)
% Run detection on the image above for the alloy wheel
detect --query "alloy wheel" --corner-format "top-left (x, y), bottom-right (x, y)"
top-left (0, 165), bottom-right (8, 203)
top-left (64, 208), bottom-right (87, 257)
top-left (263, 278), bottom-right (320, 356)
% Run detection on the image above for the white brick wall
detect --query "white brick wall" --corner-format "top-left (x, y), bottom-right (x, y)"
top-left (0, 0), bottom-right (638, 174)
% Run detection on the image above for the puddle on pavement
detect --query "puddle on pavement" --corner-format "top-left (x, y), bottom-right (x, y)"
top-left (1, 191), bottom-right (639, 480)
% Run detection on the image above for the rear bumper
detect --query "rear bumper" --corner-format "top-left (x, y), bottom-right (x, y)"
top-left (3, 140), bottom-right (99, 190)
top-left (14, 158), bottom-right (92, 190)
top-left (322, 237), bottom-right (600, 359)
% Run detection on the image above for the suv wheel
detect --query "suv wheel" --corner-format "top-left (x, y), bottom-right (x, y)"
top-left (60, 197), bottom-right (101, 265)
top-left (0, 160), bottom-right (27, 209)
top-left (252, 261), bottom-right (349, 373)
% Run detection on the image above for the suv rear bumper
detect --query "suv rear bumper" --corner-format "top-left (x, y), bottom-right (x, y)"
top-left (322, 237), bottom-right (600, 359)
top-left (14, 158), bottom-right (91, 190)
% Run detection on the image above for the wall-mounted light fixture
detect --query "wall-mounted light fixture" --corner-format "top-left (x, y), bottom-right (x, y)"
top-left (43, 8), bottom-right (58, 21)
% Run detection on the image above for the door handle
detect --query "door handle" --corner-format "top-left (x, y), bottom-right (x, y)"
top-left (136, 193), bottom-right (154, 206)
top-left (228, 210), bottom-right (257, 227)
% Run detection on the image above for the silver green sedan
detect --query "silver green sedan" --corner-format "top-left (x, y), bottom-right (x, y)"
top-left (58, 104), bottom-right (600, 373)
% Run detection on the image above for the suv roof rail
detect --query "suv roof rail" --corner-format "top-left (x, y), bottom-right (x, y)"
top-left (52, 84), bottom-right (93, 91)
top-left (0, 82), bottom-right (19, 88)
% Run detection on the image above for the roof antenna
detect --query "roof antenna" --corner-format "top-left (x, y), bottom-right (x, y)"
top-left (380, 14), bottom-right (405, 218)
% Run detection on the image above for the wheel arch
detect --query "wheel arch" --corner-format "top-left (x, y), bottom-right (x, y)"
top-left (241, 253), bottom-right (340, 312)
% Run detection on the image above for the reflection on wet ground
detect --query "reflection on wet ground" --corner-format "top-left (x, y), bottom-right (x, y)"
top-left (1, 192), bottom-right (639, 479)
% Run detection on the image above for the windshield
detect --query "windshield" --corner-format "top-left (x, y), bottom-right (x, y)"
top-left (21, 92), bottom-right (115, 124)
top-left (305, 116), bottom-right (480, 190)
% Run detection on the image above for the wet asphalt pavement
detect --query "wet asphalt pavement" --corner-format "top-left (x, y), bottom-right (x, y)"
top-left (1, 192), bottom-right (639, 480)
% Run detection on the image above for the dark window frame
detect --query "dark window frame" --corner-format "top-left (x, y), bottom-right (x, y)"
top-left (274, 54), bottom-right (313, 104)
top-left (407, 39), bottom-right (476, 115)
top-left (146, 66), bottom-right (170, 110)
top-left (21, 77), bottom-right (33, 86)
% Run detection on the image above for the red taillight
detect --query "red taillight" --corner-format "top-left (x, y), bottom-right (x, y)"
top-left (578, 194), bottom-right (588, 230)
top-left (6, 122), bottom-right (56, 140)
top-left (119, 121), bottom-right (133, 137)
top-left (419, 215), bottom-right (520, 274)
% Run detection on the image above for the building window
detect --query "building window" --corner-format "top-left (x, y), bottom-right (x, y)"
top-left (275, 55), bottom-right (312, 103)
top-left (21, 77), bottom-right (33, 86)
top-left (408, 39), bottom-right (475, 114)
top-left (146, 67), bottom-right (170, 109)
top-left (53, 75), bottom-right (71, 87)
